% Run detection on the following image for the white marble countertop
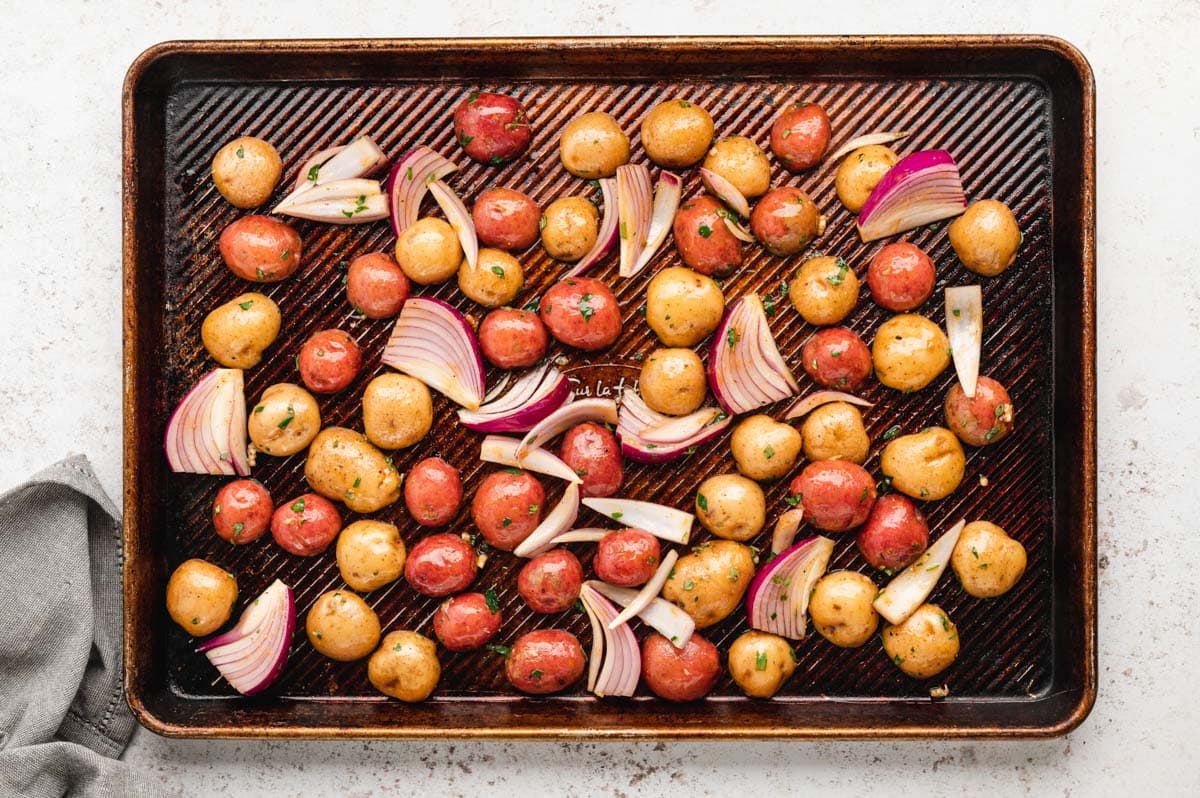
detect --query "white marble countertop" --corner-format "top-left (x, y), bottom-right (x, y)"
top-left (3, 0), bottom-right (1198, 795)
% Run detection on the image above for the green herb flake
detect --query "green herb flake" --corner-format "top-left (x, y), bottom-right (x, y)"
top-left (682, 580), bottom-right (696, 591)
top-left (501, 517), bottom-right (512, 527)
top-left (530, 669), bottom-right (544, 681)
top-left (979, 563), bottom-right (990, 570)
top-left (255, 267), bottom-right (267, 281)
top-left (352, 477), bottom-right (361, 489)
top-left (940, 614), bottom-right (951, 631)
top-left (488, 155), bottom-right (506, 166)
top-left (578, 294), bottom-right (595, 322)
top-left (277, 414), bottom-right (295, 430)
top-left (610, 511), bottom-right (624, 521)
top-left (619, 220), bottom-right (628, 240)
top-left (281, 249), bottom-right (291, 261)
top-left (238, 300), bottom-right (254, 310)
top-left (785, 494), bottom-right (801, 507)
top-left (485, 643), bottom-right (511, 658)
top-left (825, 258), bottom-right (850, 287)
top-left (235, 146), bottom-right (244, 158)
top-left (231, 522), bottom-right (244, 539)
top-left (504, 466), bottom-right (524, 476)
top-left (491, 265), bottom-right (506, 278)
top-left (952, 308), bottom-right (961, 318)
top-left (698, 224), bottom-right (713, 238)
top-left (253, 405), bottom-right (264, 414)
top-left (696, 493), bottom-right (709, 512)
top-left (539, 214), bottom-right (548, 231)
top-left (726, 327), bottom-right (740, 349)
top-left (764, 446), bottom-right (775, 460)
top-left (985, 425), bottom-right (1001, 441)
top-left (679, 100), bottom-right (692, 108)
top-left (485, 589), bottom-right (501, 614)
top-left (755, 650), bottom-right (769, 671)
top-left (920, 487), bottom-right (930, 497)
top-left (893, 653), bottom-right (904, 665)
top-left (191, 617), bottom-right (200, 625)
top-left (859, 486), bottom-right (869, 502)
top-left (291, 498), bottom-right (305, 513)
top-left (882, 425), bottom-right (901, 441)
top-left (728, 567), bottom-right (740, 582)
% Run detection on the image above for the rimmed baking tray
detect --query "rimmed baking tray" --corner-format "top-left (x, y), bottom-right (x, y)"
top-left (122, 36), bottom-right (1095, 739)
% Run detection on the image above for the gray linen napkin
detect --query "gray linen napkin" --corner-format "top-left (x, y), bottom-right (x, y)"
top-left (0, 456), bottom-right (157, 798)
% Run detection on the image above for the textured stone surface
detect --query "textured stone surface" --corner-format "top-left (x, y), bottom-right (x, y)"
top-left (2, 1), bottom-right (1197, 794)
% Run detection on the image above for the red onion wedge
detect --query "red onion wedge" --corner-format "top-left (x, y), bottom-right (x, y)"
top-left (699, 167), bottom-right (750, 218)
top-left (547, 528), bottom-right (610, 546)
top-left (588, 581), bottom-right (696, 649)
top-left (578, 583), bottom-right (640, 697)
top-left (945, 285), bottom-right (983, 398)
top-left (196, 579), bottom-right (294, 696)
top-left (275, 136), bottom-right (388, 212)
top-left (428, 179), bottom-right (478, 269)
top-left (771, 507), bottom-right (805, 555)
top-left (564, 178), bottom-right (618, 279)
top-left (386, 146), bottom-right (460, 236)
top-left (382, 297), bottom-right (485, 410)
top-left (745, 536), bottom-right (834, 640)
top-left (164, 368), bottom-right (250, 476)
top-left (874, 519), bottom-right (966, 625)
top-left (277, 179), bottom-right (388, 224)
top-left (513, 483), bottom-right (581, 558)
top-left (721, 213), bottom-right (755, 243)
top-left (458, 362), bottom-right (571, 433)
top-left (708, 294), bottom-right (799, 415)
top-left (581, 497), bottom-right (694, 545)
top-left (291, 145), bottom-right (344, 192)
top-left (640, 407), bottom-right (724, 444)
top-left (826, 130), bottom-right (910, 164)
top-left (617, 388), bottom-right (730, 464)
top-left (516, 397), bottom-right (617, 461)
top-left (616, 164), bottom-right (653, 278)
top-left (783, 391), bottom-right (874, 421)
top-left (479, 435), bottom-right (582, 486)
top-left (856, 150), bottom-right (967, 242)
top-left (609, 550), bottom-right (679, 628)
top-left (626, 170), bottom-right (681, 278)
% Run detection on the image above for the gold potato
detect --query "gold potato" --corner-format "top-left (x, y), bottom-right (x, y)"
top-left (646, 266), bottom-right (725, 347)
top-left (801, 402), bottom-right (870, 464)
top-left (336, 520), bottom-right (407, 592)
top-left (835, 144), bottom-right (899, 213)
top-left (165, 558), bottom-right (237, 636)
top-left (368, 630), bottom-right (441, 702)
top-left (871, 314), bottom-right (951, 392)
top-left (394, 217), bottom-right (462, 285)
top-left (541, 197), bottom-right (599, 262)
top-left (879, 427), bottom-right (965, 501)
top-left (730, 415), bottom-right (802, 481)
top-left (882, 603), bottom-right (959, 679)
top-left (211, 136), bottom-right (282, 209)
top-left (361, 374), bottom-right (432, 450)
top-left (662, 540), bottom-right (755, 628)
top-left (639, 348), bottom-right (707, 416)
top-left (306, 590), bottom-right (381, 661)
top-left (201, 293), bottom-right (281, 369)
top-left (728, 630), bottom-right (796, 698)
top-left (458, 248), bottom-right (523, 308)
top-left (809, 570), bottom-right (879, 648)
top-left (702, 136), bottom-right (771, 199)
top-left (304, 427), bottom-right (403, 513)
top-left (948, 199), bottom-right (1021, 277)
top-left (247, 383), bottom-right (321, 457)
top-left (640, 99), bottom-right (714, 168)
top-left (788, 256), bottom-right (860, 326)
top-left (950, 521), bottom-right (1027, 598)
top-left (559, 111), bottom-right (630, 178)
top-left (695, 474), bottom-right (766, 541)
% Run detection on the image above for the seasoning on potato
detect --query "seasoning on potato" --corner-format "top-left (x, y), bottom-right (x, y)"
top-left (662, 540), bottom-right (755, 628)
top-left (808, 570), bottom-right (879, 648)
top-left (948, 199), bottom-right (1021, 276)
top-left (304, 427), bottom-right (403, 513)
top-left (201, 292), bottom-right (281, 369)
top-left (639, 348), bottom-right (708, 416)
top-left (882, 603), bottom-right (959, 679)
top-left (703, 136), bottom-right (772, 199)
top-left (336, 520), bottom-right (407, 592)
top-left (879, 427), bottom-right (966, 502)
top-left (871, 314), bottom-right (951, 392)
top-left (559, 111), bottom-right (630, 178)
top-left (835, 144), bottom-right (899, 213)
top-left (166, 559), bottom-right (238, 636)
top-left (728, 630), bottom-right (797, 698)
top-left (362, 374), bottom-right (432, 451)
top-left (801, 402), bottom-right (870, 464)
top-left (696, 473), bottom-right (766, 541)
top-left (540, 197), bottom-right (599, 262)
top-left (645, 266), bottom-right (725, 347)
top-left (368, 630), bottom-right (440, 702)
top-left (640, 99), bottom-right (714, 168)
top-left (950, 521), bottom-right (1027, 597)
top-left (247, 382), bottom-right (322, 457)
top-left (458, 247), bottom-right (524, 308)
top-left (730, 415), bottom-right (802, 481)
top-left (788, 255), bottom-right (859, 325)
top-left (944, 375), bottom-right (1015, 447)
top-left (212, 136), bottom-right (282, 208)
top-left (306, 590), bottom-right (381, 661)
top-left (394, 217), bottom-right (463, 285)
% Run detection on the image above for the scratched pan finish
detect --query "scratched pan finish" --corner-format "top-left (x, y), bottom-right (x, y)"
top-left (122, 37), bottom-right (1095, 739)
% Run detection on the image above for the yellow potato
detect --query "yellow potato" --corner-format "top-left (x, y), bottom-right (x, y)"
top-left (201, 292), bottom-right (281, 368)
top-left (728, 630), bottom-right (796, 698)
top-left (879, 427), bottom-right (965, 501)
top-left (305, 590), bottom-right (381, 661)
top-left (809, 570), bottom-right (879, 648)
top-left (368, 630), bottom-right (440, 702)
top-left (247, 383), bottom-right (321, 457)
top-left (394, 217), bottom-right (462, 284)
top-left (662, 540), bottom-right (755, 628)
top-left (646, 266), bottom-right (725, 347)
top-left (695, 474), bottom-right (766, 541)
top-left (950, 521), bottom-right (1027, 598)
top-left (336, 520), bottom-right (407, 592)
top-left (640, 99), bottom-right (714, 168)
top-left (211, 136), bottom-right (282, 208)
top-left (361, 374), bottom-right (432, 450)
top-left (559, 112), bottom-right (630, 178)
top-left (788, 255), bottom-right (860, 326)
top-left (729, 415), bottom-right (802, 481)
top-left (801, 402), bottom-right (870, 464)
top-left (304, 427), bottom-right (402, 513)
top-left (703, 136), bottom-right (771, 199)
top-left (541, 197), bottom-right (599, 261)
top-left (882, 603), bottom-right (959, 679)
top-left (458, 248), bottom-right (523, 308)
top-left (871, 314), bottom-right (950, 392)
top-left (948, 199), bottom-right (1021, 276)
top-left (166, 559), bottom-right (237, 636)
top-left (639, 348), bottom-right (707, 416)
top-left (834, 144), bottom-right (899, 213)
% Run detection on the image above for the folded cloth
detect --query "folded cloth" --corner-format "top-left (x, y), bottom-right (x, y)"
top-left (0, 456), bottom-right (158, 798)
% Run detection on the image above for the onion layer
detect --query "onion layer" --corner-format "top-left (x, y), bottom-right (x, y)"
top-left (874, 519), bottom-right (965, 625)
top-left (274, 136), bottom-right (388, 212)
top-left (382, 297), bottom-right (485, 410)
top-left (626, 170), bottom-right (681, 277)
top-left (588, 581), bottom-right (695, 649)
top-left (745, 536), bottom-right (834, 640)
top-left (707, 294), bottom-right (799, 415)
top-left (699, 167), bottom-right (750, 217)
top-left (770, 508), bottom-right (805, 555)
top-left (578, 583), bottom-right (640, 697)
top-left (783, 390), bottom-right (874, 421)
top-left (564, 178), bottom-right (619, 279)
top-left (479, 435), bottom-right (582, 486)
top-left (616, 164), bottom-right (653, 278)
top-left (428, 179), bottom-right (478, 269)
top-left (826, 130), bottom-right (910, 164)
top-left (945, 285), bottom-right (983, 398)
top-left (458, 363), bottom-right (571, 433)
top-left (609, 549), bottom-right (679, 628)
top-left (386, 146), bottom-right (460, 236)
top-left (276, 179), bottom-right (388, 224)
top-left (513, 483), bottom-right (580, 558)
top-left (197, 579), bottom-right (294, 696)
top-left (856, 150), bottom-right (967, 242)
top-left (617, 388), bottom-right (730, 463)
top-left (581, 497), bottom-right (693, 545)
top-left (516, 397), bottom-right (617, 461)
top-left (164, 368), bottom-right (250, 476)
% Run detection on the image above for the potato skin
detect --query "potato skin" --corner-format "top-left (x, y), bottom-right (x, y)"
top-left (403, 457), bottom-right (462, 527)
top-left (458, 248), bottom-right (524, 308)
top-left (517, 549), bottom-right (584, 613)
top-left (809, 571), bottom-right (879, 648)
top-left (871, 314), bottom-right (951, 392)
top-left (948, 199), bottom-right (1021, 276)
top-left (801, 402), bottom-right (870, 464)
top-left (559, 111), bottom-right (630, 178)
top-left (403, 533), bottom-right (478, 597)
top-left (950, 521), bottom-right (1027, 598)
top-left (750, 187), bottom-right (825, 257)
top-left (472, 188), bottom-right (541, 251)
top-left (641, 99), bottom-right (714, 168)
top-left (201, 293), bottom-right (281, 368)
top-left (479, 308), bottom-right (549, 370)
top-left (641, 632), bottom-right (721, 701)
top-left (166, 559), bottom-right (237, 636)
top-left (730, 415), bottom-right (802, 482)
top-left (788, 255), bottom-right (857, 325)
top-left (801, 327), bottom-right (873, 391)
top-left (856, 494), bottom-right (929, 572)
top-left (696, 474), bottom-right (765, 541)
top-left (703, 136), bottom-right (771, 199)
top-left (506, 629), bottom-right (586, 695)
top-left (540, 197), bottom-right (599, 262)
top-left (362, 374), bottom-right (432, 451)
top-left (304, 427), bottom-right (403, 513)
top-left (539, 277), bottom-right (621, 351)
top-left (394, 217), bottom-right (462, 285)
top-left (673, 195), bottom-right (743, 277)
top-left (453, 91), bottom-right (532, 165)
top-left (306, 590), bottom-right (381, 662)
top-left (212, 136), bottom-right (282, 208)
top-left (558, 422), bottom-right (623, 498)
top-left (212, 479), bottom-right (272, 544)
top-left (728, 630), bottom-right (796, 698)
top-left (433, 592), bottom-right (503, 652)
top-left (867, 242), bottom-right (936, 312)
top-left (594, 529), bottom-right (661, 587)
top-left (470, 470), bottom-right (545, 551)
top-left (882, 603), bottom-right (959, 679)
top-left (645, 266), bottom-right (725, 347)
top-left (368, 630), bottom-right (440, 702)
top-left (879, 427), bottom-right (965, 502)
top-left (662, 540), bottom-right (755, 628)
top-left (346, 252), bottom-right (410, 319)
top-left (219, 215), bottom-right (302, 282)
top-left (298, 329), bottom-right (361, 394)
top-left (769, 102), bottom-right (831, 171)
top-left (835, 144), bottom-right (899, 213)
top-left (271, 493), bottom-right (342, 556)
top-left (788, 461), bottom-right (876, 532)
top-left (639, 348), bottom-right (707, 416)
top-left (944, 376), bottom-right (1014, 447)
top-left (247, 383), bottom-right (321, 457)
top-left (336, 520), bottom-right (407, 592)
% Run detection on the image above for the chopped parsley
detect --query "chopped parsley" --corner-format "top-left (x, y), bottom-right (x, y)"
top-left (755, 651), bottom-right (769, 671)
top-left (231, 522), bottom-right (244, 539)
top-left (611, 511), bottom-right (623, 520)
top-left (485, 643), bottom-right (511, 658)
top-left (501, 517), bottom-right (512, 527)
top-left (291, 498), bottom-right (305, 513)
top-left (235, 146), bottom-right (244, 158)
top-left (785, 494), bottom-right (801, 507)
top-left (682, 580), bottom-right (696, 591)
top-left (882, 425), bottom-right (901, 441)
top-left (825, 258), bottom-right (850, 286)
top-left (578, 294), bottom-right (594, 322)
top-left (696, 493), bottom-right (708, 512)
top-left (491, 265), bottom-right (506, 278)
top-left (698, 224), bottom-right (713, 238)
top-left (726, 327), bottom-right (740, 349)
top-left (238, 300), bottom-right (253, 310)
top-left (485, 589), bottom-right (500, 614)
top-left (764, 446), bottom-right (775, 459)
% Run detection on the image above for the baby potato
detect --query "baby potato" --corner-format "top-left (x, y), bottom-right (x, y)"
top-left (336, 520), bottom-right (407, 592)
top-left (368, 630), bottom-right (440, 702)
top-left (730, 415), bottom-right (802, 481)
top-left (835, 144), bottom-right (899, 213)
top-left (458, 248), bottom-right (523, 308)
top-left (166, 559), bottom-right (237, 636)
top-left (728, 630), bottom-right (796, 698)
top-left (211, 136), bottom-right (282, 209)
top-left (871, 314), bottom-right (951, 392)
top-left (696, 474), bottom-right (766, 541)
top-left (639, 348), bottom-right (707, 416)
top-left (948, 199), bottom-right (1021, 276)
top-left (951, 521), bottom-right (1027, 598)
top-left (646, 266), bottom-right (725, 347)
top-left (541, 197), bottom-right (599, 261)
top-left (559, 111), bottom-right (630, 178)
top-left (201, 293), bottom-right (281, 368)
top-left (809, 570), bottom-right (879, 648)
top-left (880, 427), bottom-right (965, 501)
top-left (662, 540), bottom-right (755, 628)
top-left (788, 256), bottom-right (859, 326)
top-left (304, 427), bottom-right (402, 513)
top-left (882, 603), bottom-right (959, 679)
top-left (641, 99), bottom-right (714, 168)
top-left (702, 136), bottom-right (771, 199)
top-left (247, 383), bottom-right (321, 457)
top-left (394, 217), bottom-right (462, 285)
top-left (306, 590), bottom-right (381, 661)
top-left (362, 374), bottom-right (432, 450)
top-left (801, 402), bottom-right (870, 464)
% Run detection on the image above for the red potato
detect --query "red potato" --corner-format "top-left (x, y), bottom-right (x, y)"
top-left (558, 422), bottom-right (623, 498)
top-left (769, 102), bottom-right (832, 171)
top-left (801, 327), bottom-right (873, 391)
top-left (433, 592), bottom-right (503, 652)
top-left (271, 493), bottom-right (342, 556)
top-left (593, 528), bottom-right (661, 587)
top-left (539, 277), bottom-right (621, 351)
top-left (641, 632), bottom-right (721, 702)
top-left (866, 242), bottom-right (936, 312)
top-left (944, 375), bottom-right (1015, 447)
top-left (218, 215), bottom-right (302, 282)
top-left (346, 252), bottom-right (410, 318)
top-left (212, 479), bottom-right (272, 544)
top-left (298, 329), bottom-right (361, 394)
top-left (478, 308), bottom-right (549, 369)
top-left (749, 186), bottom-right (824, 256)
top-left (517, 549), bottom-right (584, 613)
top-left (672, 195), bottom-right (742, 277)
top-left (505, 629), bottom-right (586, 695)
top-left (857, 494), bottom-right (930, 572)
top-left (470, 470), bottom-right (545, 551)
top-left (788, 461), bottom-right (876, 532)
top-left (403, 533), bottom-right (478, 597)
top-left (404, 457), bottom-right (463, 527)
top-left (453, 91), bottom-right (532, 165)
top-left (473, 188), bottom-right (541, 251)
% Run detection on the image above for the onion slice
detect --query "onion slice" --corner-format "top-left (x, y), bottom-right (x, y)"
top-left (275, 136), bottom-right (387, 212)
top-left (291, 145), bottom-right (344, 192)
top-left (609, 550), bottom-right (679, 629)
top-left (564, 178), bottom-right (618, 278)
top-left (708, 294), bottom-right (799, 415)
top-left (513, 483), bottom-right (581, 558)
top-left (278, 180), bottom-right (388, 224)
top-left (428, 179), bottom-right (478, 269)
top-left (196, 579), bottom-right (294, 696)
top-left (745, 536), bottom-right (834, 639)
top-left (578, 583), bottom-right (641, 697)
top-left (616, 164), bottom-right (653, 278)
top-left (479, 435), bottom-right (582, 485)
top-left (945, 285), bottom-right (983, 398)
top-left (783, 390), bottom-right (874, 421)
top-left (699, 167), bottom-right (750, 218)
top-left (546, 528), bottom-right (610, 546)
top-left (617, 388), bottom-right (730, 464)
top-left (626, 170), bottom-right (682, 277)
top-left (874, 519), bottom-right (965, 625)
top-left (516, 397), bottom-right (617, 461)
top-left (382, 297), bottom-right (485, 410)
top-left (458, 363), bottom-right (571, 433)
top-left (826, 131), bottom-right (910, 164)
top-left (581, 497), bottom-right (694, 545)
top-left (721, 214), bottom-right (755, 243)
top-left (771, 508), bottom-right (805, 555)
top-left (857, 150), bottom-right (967, 242)
top-left (164, 368), bottom-right (250, 476)
top-left (640, 407), bottom-right (724, 444)
top-left (386, 146), bottom-right (459, 236)
top-left (588, 581), bottom-right (696, 649)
